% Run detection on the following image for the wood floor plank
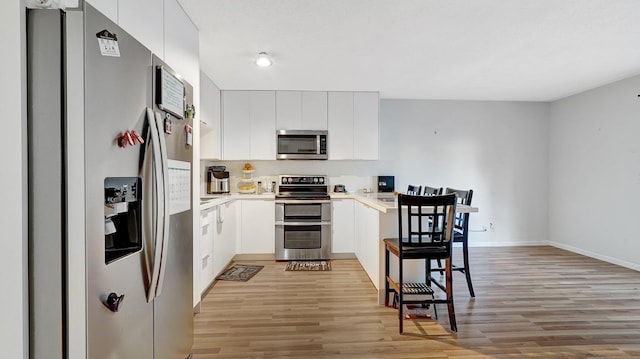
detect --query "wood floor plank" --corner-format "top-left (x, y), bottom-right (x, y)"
top-left (193, 246), bottom-right (640, 358)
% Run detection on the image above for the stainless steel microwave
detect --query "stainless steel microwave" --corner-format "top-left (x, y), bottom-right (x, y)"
top-left (276, 130), bottom-right (328, 160)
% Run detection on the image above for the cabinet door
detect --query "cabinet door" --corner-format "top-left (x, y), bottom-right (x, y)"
top-left (332, 199), bottom-right (354, 253)
top-left (222, 91), bottom-right (251, 160)
top-left (354, 202), bottom-right (366, 265)
top-left (240, 200), bottom-right (275, 254)
top-left (250, 91), bottom-right (277, 160)
top-left (363, 204), bottom-right (380, 288)
top-left (215, 201), bottom-right (237, 276)
top-left (87, 0), bottom-right (118, 24)
top-left (200, 73), bottom-right (222, 159)
top-left (354, 202), bottom-right (380, 287)
top-left (276, 91), bottom-right (302, 130)
top-left (163, 0), bottom-right (199, 85)
top-left (302, 91), bottom-right (328, 130)
top-left (200, 207), bottom-right (215, 293)
top-left (354, 92), bottom-right (379, 160)
top-left (118, 0), bottom-right (164, 56)
top-left (328, 92), bottom-right (354, 160)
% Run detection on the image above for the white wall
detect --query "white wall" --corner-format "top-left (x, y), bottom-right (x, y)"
top-left (0, 0), bottom-right (28, 358)
top-left (549, 74), bottom-right (640, 271)
top-left (380, 99), bottom-right (550, 246)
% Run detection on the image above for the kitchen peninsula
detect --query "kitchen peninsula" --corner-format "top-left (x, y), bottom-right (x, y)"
top-left (199, 191), bottom-right (478, 304)
top-left (331, 192), bottom-right (479, 304)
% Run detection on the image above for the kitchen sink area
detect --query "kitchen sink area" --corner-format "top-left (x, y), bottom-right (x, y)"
top-left (374, 194), bottom-right (396, 203)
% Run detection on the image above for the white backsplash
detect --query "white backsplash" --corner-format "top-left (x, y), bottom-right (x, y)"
top-left (201, 160), bottom-right (394, 196)
top-left (328, 175), bottom-right (376, 193)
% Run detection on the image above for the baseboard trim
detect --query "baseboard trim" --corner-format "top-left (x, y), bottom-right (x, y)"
top-left (549, 241), bottom-right (640, 272)
top-left (331, 253), bottom-right (357, 259)
top-left (232, 253), bottom-right (275, 261)
top-left (232, 253), bottom-right (357, 260)
top-left (466, 240), bottom-right (548, 247)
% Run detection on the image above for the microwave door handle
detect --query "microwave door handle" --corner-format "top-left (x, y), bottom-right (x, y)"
top-left (316, 135), bottom-right (320, 155)
top-left (144, 108), bottom-right (164, 302)
top-left (153, 111), bottom-right (171, 297)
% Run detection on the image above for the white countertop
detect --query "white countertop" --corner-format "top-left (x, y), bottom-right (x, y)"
top-left (330, 192), bottom-right (479, 214)
top-left (200, 193), bottom-right (275, 210)
top-left (200, 192), bottom-right (478, 214)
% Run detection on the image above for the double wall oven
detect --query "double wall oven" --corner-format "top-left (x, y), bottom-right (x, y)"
top-left (275, 175), bottom-right (331, 260)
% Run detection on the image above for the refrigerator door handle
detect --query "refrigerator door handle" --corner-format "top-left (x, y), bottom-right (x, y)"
top-left (145, 108), bottom-right (165, 302)
top-left (154, 111), bottom-right (171, 297)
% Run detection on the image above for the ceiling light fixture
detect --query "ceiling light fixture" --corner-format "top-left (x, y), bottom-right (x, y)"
top-left (256, 52), bottom-right (272, 67)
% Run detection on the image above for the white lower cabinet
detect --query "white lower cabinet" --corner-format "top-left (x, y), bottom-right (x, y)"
top-left (199, 207), bottom-right (216, 293)
top-left (240, 199), bottom-right (276, 254)
top-left (200, 201), bottom-right (238, 295)
top-left (331, 199), bottom-right (355, 253)
top-left (212, 201), bottom-right (237, 279)
top-left (354, 201), bottom-right (380, 287)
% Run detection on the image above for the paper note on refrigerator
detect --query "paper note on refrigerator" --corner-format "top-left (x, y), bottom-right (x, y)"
top-left (167, 159), bottom-right (191, 215)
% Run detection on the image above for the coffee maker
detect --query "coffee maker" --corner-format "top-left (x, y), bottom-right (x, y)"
top-left (207, 166), bottom-right (230, 194)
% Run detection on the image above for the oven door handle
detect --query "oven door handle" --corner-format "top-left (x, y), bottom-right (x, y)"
top-left (275, 199), bottom-right (331, 204)
top-left (275, 221), bottom-right (332, 226)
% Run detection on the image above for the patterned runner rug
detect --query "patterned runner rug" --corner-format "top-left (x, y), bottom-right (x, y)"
top-left (285, 261), bottom-right (331, 271)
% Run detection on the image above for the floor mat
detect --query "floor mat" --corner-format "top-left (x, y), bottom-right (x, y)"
top-left (285, 261), bottom-right (331, 271)
top-left (216, 264), bottom-right (264, 281)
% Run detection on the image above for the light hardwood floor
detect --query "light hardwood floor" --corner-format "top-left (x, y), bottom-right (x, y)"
top-left (192, 246), bottom-right (640, 358)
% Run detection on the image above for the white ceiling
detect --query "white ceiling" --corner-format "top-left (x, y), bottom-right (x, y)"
top-left (178, 0), bottom-right (640, 101)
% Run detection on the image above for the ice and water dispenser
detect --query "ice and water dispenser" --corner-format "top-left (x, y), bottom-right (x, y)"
top-left (104, 177), bottom-right (142, 264)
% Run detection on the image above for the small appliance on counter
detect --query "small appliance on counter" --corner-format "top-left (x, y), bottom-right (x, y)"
top-left (333, 184), bottom-right (346, 193)
top-left (378, 176), bottom-right (395, 193)
top-left (207, 166), bottom-right (230, 194)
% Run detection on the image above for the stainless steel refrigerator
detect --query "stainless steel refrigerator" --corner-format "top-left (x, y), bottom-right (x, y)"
top-left (28, 3), bottom-right (193, 358)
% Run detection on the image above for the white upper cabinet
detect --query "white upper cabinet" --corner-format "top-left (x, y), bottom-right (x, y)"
top-left (222, 91), bottom-right (251, 160)
top-left (328, 91), bottom-right (379, 160)
top-left (354, 92), bottom-right (379, 160)
top-left (222, 91), bottom-right (276, 160)
top-left (87, 0), bottom-right (118, 24)
top-left (328, 92), bottom-right (354, 160)
top-left (302, 91), bottom-right (328, 130)
top-left (223, 90), bottom-right (376, 160)
top-left (276, 91), bottom-right (328, 130)
top-left (276, 91), bottom-right (302, 130)
top-left (200, 72), bottom-right (222, 159)
top-left (249, 91), bottom-right (277, 160)
top-left (163, 0), bottom-right (199, 86)
top-left (118, 0), bottom-right (164, 56)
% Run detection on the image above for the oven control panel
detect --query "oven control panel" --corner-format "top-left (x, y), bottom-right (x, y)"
top-left (279, 175), bottom-right (326, 185)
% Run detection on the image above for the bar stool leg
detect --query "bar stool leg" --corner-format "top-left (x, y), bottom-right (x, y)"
top-left (445, 258), bottom-right (457, 332)
top-left (462, 239), bottom-right (475, 297)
